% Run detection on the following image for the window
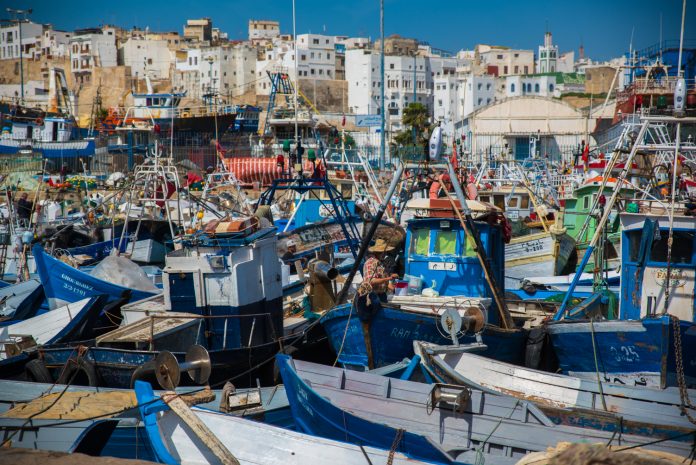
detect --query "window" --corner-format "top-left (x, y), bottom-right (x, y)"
top-left (534, 83), bottom-right (539, 93)
top-left (503, 66), bottom-right (508, 74)
top-left (497, 54), bottom-right (503, 59)
top-left (524, 66), bottom-right (529, 74)
top-left (147, 58), bottom-right (152, 65)
top-left (434, 230), bottom-right (457, 255)
top-left (508, 197), bottom-right (519, 208)
top-left (549, 84), bottom-right (554, 92)
top-left (486, 83), bottom-right (491, 90)
top-left (510, 83), bottom-right (515, 93)
top-left (583, 196), bottom-right (590, 209)
top-left (312, 38), bottom-right (319, 45)
top-left (438, 99), bottom-right (443, 106)
top-left (390, 63), bottom-right (394, 69)
top-left (514, 66), bottom-right (519, 74)
top-left (477, 83), bottom-right (482, 90)
top-left (650, 231), bottom-right (694, 263)
top-left (411, 229), bottom-right (430, 256)
top-left (520, 196), bottom-right (530, 209)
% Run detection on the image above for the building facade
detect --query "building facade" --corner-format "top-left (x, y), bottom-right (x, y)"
top-left (477, 45), bottom-right (534, 76)
top-left (0, 21), bottom-right (44, 61)
top-left (69, 28), bottom-right (118, 82)
top-left (120, 37), bottom-right (172, 80)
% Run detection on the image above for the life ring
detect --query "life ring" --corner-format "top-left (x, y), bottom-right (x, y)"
top-left (58, 358), bottom-right (100, 387)
top-left (25, 358), bottom-right (53, 383)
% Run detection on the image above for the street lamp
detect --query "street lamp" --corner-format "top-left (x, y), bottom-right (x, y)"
top-left (6, 8), bottom-right (32, 105)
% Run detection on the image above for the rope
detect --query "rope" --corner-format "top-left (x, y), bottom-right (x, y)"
top-left (386, 428), bottom-right (404, 465)
top-left (333, 299), bottom-right (356, 367)
top-left (590, 318), bottom-right (608, 411)
top-left (474, 400), bottom-right (521, 465)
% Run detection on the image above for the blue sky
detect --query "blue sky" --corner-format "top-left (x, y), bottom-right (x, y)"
top-left (12, 0), bottom-right (696, 60)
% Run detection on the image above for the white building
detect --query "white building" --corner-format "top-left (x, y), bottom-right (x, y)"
top-left (434, 73), bottom-right (495, 137)
top-left (174, 43), bottom-right (256, 100)
top-left (0, 21), bottom-right (44, 60)
top-left (335, 36), bottom-right (370, 50)
top-left (504, 74), bottom-right (558, 98)
top-left (284, 33), bottom-right (336, 80)
top-left (537, 32), bottom-right (558, 73)
top-left (120, 37), bottom-right (173, 80)
top-left (557, 51), bottom-right (575, 73)
top-left (345, 49), bottom-right (461, 132)
top-left (40, 27), bottom-right (72, 59)
top-left (69, 28), bottom-right (118, 82)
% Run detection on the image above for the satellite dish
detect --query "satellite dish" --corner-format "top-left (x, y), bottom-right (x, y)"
top-left (429, 126), bottom-right (443, 160)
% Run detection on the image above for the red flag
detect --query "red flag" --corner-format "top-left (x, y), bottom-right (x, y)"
top-left (341, 114), bottom-right (346, 127)
top-left (450, 136), bottom-right (458, 170)
top-left (581, 144), bottom-right (589, 171)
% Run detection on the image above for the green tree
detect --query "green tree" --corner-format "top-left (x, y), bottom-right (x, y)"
top-left (393, 103), bottom-right (431, 147)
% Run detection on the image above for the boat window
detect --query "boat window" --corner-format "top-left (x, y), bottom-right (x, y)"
top-left (493, 195), bottom-right (505, 210)
top-left (480, 196), bottom-right (490, 203)
top-left (411, 229), bottom-right (430, 256)
top-left (341, 184), bottom-right (352, 199)
top-left (434, 230), bottom-right (457, 255)
top-left (146, 98), bottom-right (152, 106)
top-left (627, 231), bottom-right (642, 262)
top-left (649, 230), bottom-right (694, 264)
top-left (508, 197), bottom-right (518, 208)
top-left (583, 196), bottom-right (590, 209)
top-left (520, 196), bottom-right (529, 209)
top-left (463, 235), bottom-right (477, 257)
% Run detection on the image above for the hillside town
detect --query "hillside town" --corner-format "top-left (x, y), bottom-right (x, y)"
top-left (1, 16), bottom-right (627, 148)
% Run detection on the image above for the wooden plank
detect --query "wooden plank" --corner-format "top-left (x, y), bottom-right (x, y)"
top-left (162, 391), bottom-right (240, 465)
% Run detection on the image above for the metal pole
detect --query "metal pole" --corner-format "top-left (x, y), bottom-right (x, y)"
top-left (292, 0), bottom-right (299, 147)
top-left (336, 162), bottom-right (404, 304)
top-left (379, 0), bottom-right (385, 170)
top-left (677, 0), bottom-right (686, 77)
top-left (18, 19), bottom-right (23, 104)
top-left (412, 52), bottom-right (416, 145)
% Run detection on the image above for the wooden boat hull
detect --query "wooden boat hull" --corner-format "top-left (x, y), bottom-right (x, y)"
top-left (320, 302), bottom-right (527, 368)
top-left (547, 316), bottom-right (696, 389)
top-left (415, 342), bottom-right (696, 439)
top-left (277, 355), bottom-right (694, 464)
top-left (505, 231), bottom-right (576, 288)
top-left (133, 380), bottom-right (435, 465)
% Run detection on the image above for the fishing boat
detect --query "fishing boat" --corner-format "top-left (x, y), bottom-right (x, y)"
top-left (0, 296), bottom-right (108, 361)
top-left (133, 380), bottom-right (437, 465)
top-left (415, 341), bottom-right (696, 439)
top-left (548, 110), bottom-right (696, 389)
top-left (0, 68), bottom-right (94, 159)
top-left (321, 196), bottom-right (528, 369)
top-left (277, 355), bottom-right (694, 464)
top-left (0, 279), bottom-right (44, 323)
top-left (33, 244), bottom-right (160, 309)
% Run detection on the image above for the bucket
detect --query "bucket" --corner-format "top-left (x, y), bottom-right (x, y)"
top-left (394, 280), bottom-right (409, 296)
top-left (404, 274), bottom-right (423, 295)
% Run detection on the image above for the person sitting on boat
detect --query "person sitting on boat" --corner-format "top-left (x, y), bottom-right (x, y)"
top-left (429, 174), bottom-right (451, 199)
top-left (363, 239), bottom-right (398, 302)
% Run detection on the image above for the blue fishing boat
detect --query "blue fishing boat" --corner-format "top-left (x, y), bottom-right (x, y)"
top-left (63, 238), bottom-right (130, 266)
top-left (0, 279), bottom-right (44, 323)
top-left (33, 244), bottom-right (160, 309)
top-left (277, 355), bottom-right (693, 464)
top-left (548, 201), bottom-right (696, 388)
top-left (321, 198), bottom-right (528, 368)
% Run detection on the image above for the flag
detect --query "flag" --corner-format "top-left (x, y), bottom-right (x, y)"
top-left (581, 143), bottom-right (589, 172)
top-left (450, 136), bottom-right (458, 170)
top-left (341, 114), bottom-right (346, 127)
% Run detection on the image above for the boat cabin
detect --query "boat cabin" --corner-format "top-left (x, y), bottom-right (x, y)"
top-left (131, 93), bottom-right (185, 120)
top-left (2, 116), bottom-right (76, 143)
top-left (619, 205), bottom-right (696, 322)
top-left (163, 221), bottom-right (283, 351)
top-left (403, 198), bottom-right (505, 325)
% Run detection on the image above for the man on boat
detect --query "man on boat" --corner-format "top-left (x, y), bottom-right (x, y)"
top-left (363, 239), bottom-right (398, 302)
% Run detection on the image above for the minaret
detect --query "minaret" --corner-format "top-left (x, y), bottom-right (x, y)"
top-left (537, 29), bottom-right (558, 73)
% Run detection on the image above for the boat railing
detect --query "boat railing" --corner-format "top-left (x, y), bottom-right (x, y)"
top-left (144, 312), bottom-right (281, 351)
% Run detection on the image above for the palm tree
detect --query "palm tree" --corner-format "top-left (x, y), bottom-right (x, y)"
top-left (394, 103), bottom-right (430, 147)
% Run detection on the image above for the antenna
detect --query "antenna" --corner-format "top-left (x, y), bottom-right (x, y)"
top-left (677, 0), bottom-right (686, 77)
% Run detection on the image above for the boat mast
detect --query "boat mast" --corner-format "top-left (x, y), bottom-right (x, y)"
top-left (379, 0), bottom-right (385, 170)
top-left (292, 0), bottom-right (299, 149)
